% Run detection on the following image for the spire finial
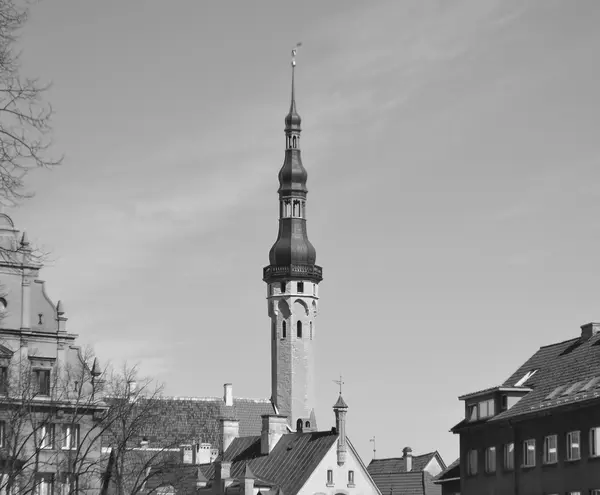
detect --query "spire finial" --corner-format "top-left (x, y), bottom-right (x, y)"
top-left (289, 43), bottom-right (302, 116)
top-left (333, 374), bottom-right (344, 395)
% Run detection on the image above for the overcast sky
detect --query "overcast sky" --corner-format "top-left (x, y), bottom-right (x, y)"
top-left (9, 0), bottom-right (600, 464)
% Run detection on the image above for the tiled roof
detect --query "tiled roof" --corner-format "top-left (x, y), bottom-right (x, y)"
top-left (367, 472), bottom-right (441, 495)
top-left (367, 452), bottom-right (438, 474)
top-left (433, 458), bottom-right (459, 483)
top-left (454, 331), bottom-right (600, 427)
top-left (203, 431), bottom-right (338, 495)
top-left (103, 396), bottom-right (274, 450)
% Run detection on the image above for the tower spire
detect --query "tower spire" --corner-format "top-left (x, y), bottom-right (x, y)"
top-left (285, 43), bottom-right (302, 132)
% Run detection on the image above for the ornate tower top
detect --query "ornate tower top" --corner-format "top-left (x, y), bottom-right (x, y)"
top-left (264, 45), bottom-right (322, 283)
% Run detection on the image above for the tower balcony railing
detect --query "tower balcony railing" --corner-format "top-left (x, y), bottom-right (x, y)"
top-left (263, 264), bottom-right (323, 282)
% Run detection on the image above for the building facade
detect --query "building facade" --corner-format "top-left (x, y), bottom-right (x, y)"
top-left (452, 322), bottom-right (600, 494)
top-left (0, 212), bottom-right (107, 494)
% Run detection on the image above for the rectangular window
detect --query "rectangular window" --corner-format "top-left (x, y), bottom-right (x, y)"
top-left (467, 449), bottom-right (477, 476)
top-left (478, 399), bottom-right (495, 419)
top-left (0, 421), bottom-right (4, 448)
top-left (34, 369), bottom-right (51, 396)
top-left (59, 473), bottom-right (77, 494)
top-left (567, 431), bottom-right (581, 460)
top-left (543, 435), bottom-right (558, 464)
top-left (522, 439), bottom-right (535, 467)
top-left (348, 470), bottom-right (354, 485)
top-left (280, 282), bottom-right (286, 293)
top-left (39, 424), bottom-right (55, 450)
top-left (485, 446), bottom-right (496, 473)
top-left (590, 490), bottom-right (600, 495)
top-left (62, 424), bottom-right (79, 450)
top-left (326, 470), bottom-right (333, 485)
top-left (591, 427), bottom-right (600, 457)
top-left (0, 366), bottom-right (7, 395)
top-left (504, 443), bottom-right (514, 470)
top-left (467, 404), bottom-right (477, 421)
top-left (35, 474), bottom-right (54, 495)
top-left (297, 282), bottom-right (304, 293)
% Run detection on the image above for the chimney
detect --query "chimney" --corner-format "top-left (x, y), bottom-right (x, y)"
top-left (224, 383), bottom-right (233, 406)
top-left (213, 460), bottom-right (232, 495)
top-left (240, 463), bottom-right (256, 495)
top-left (403, 446), bottom-right (413, 472)
top-left (196, 443), bottom-right (213, 464)
top-left (180, 444), bottom-right (194, 464)
top-left (581, 322), bottom-right (600, 341)
top-left (219, 418), bottom-right (239, 453)
top-left (333, 395), bottom-right (349, 466)
top-left (260, 415), bottom-right (288, 454)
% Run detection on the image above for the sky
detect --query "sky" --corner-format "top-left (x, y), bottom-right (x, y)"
top-left (7, 0), bottom-right (600, 465)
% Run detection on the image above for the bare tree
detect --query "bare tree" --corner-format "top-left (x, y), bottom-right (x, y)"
top-left (0, 0), bottom-right (61, 206)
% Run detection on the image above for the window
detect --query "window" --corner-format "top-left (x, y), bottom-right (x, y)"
top-left (543, 435), bottom-right (557, 464)
top-left (305, 421), bottom-right (310, 428)
top-left (282, 321), bottom-right (286, 339)
top-left (35, 474), bottom-right (54, 495)
top-left (59, 474), bottom-right (77, 494)
top-left (297, 281), bottom-right (304, 293)
top-left (522, 439), bottom-right (535, 467)
top-left (501, 395), bottom-right (508, 411)
top-left (280, 282), bottom-right (286, 293)
top-left (478, 399), bottom-right (495, 418)
top-left (591, 427), bottom-right (600, 457)
top-left (326, 469), bottom-right (333, 485)
top-left (0, 421), bottom-right (4, 448)
top-left (504, 443), bottom-right (514, 470)
top-left (39, 424), bottom-right (55, 450)
top-left (34, 369), bottom-right (50, 396)
top-left (310, 322), bottom-right (313, 340)
top-left (296, 418), bottom-right (303, 432)
top-left (590, 490), bottom-right (600, 495)
top-left (62, 424), bottom-right (79, 450)
top-left (467, 404), bottom-right (478, 421)
top-left (0, 366), bottom-right (7, 395)
top-left (297, 321), bottom-right (302, 338)
top-left (567, 431), bottom-right (581, 460)
top-left (467, 449), bottom-right (477, 476)
top-left (485, 446), bottom-right (496, 473)
top-left (348, 470), bottom-right (354, 485)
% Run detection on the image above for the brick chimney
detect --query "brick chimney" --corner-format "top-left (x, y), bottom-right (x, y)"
top-left (581, 322), bottom-right (600, 341)
top-left (219, 418), bottom-right (239, 454)
top-left (224, 383), bottom-right (233, 407)
top-left (403, 446), bottom-right (413, 472)
top-left (260, 415), bottom-right (288, 454)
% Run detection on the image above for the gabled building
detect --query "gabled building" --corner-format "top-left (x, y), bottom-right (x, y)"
top-left (432, 458), bottom-right (459, 495)
top-left (0, 211), bottom-right (108, 493)
top-left (451, 322), bottom-right (600, 494)
top-left (367, 448), bottom-right (446, 495)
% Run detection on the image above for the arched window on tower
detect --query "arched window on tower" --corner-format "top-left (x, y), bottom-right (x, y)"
top-left (310, 321), bottom-right (313, 340)
top-left (293, 200), bottom-right (298, 217)
top-left (297, 321), bottom-right (302, 338)
top-left (292, 136), bottom-right (297, 148)
top-left (280, 282), bottom-right (286, 293)
top-left (282, 321), bottom-right (287, 339)
top-left (296, 418), bottom-right (303, 432)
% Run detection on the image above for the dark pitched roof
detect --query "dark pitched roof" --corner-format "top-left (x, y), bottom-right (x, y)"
top-left (454, 331), bottom-right (600, 427)
top-left (433, 458), bottom-right (459, 483)
top-left (367, 452), bottom-right (439, 475)
top-left (367, 472), bottom-right (441, 495)
top-left (103, 396), bottom-right (274, 449)
top-left (203, 431), bottom-right (338, 495)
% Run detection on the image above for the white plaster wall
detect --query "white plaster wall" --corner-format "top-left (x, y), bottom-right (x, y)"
top-left (299, 440), bottom-right (381, 495)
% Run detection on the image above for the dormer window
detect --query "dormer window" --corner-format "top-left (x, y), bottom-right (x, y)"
top-left (467, 404), bottom-right (478, 421)
top-left (479, 399), bottom-right (495, 418)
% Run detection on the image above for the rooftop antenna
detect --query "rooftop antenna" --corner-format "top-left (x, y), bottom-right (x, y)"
top-left (370, 436), bottom-right (376, 459)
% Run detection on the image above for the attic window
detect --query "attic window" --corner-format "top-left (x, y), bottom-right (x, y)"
top-left (514, 369), bottom-right (538, 387)
top-left (544, 385), bottom-right (567, 401)
top-left (582, 376), bottom-right (600, 392)
top-left (560, 380), bottom-right (586, 397)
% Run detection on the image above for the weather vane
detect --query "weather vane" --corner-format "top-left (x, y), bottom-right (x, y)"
top-left (333, 374), bottom-right (344, 395)
top-left (291, 42), bottom-right (302, 67)
top-left (370, 436), bottom-right (377, 459)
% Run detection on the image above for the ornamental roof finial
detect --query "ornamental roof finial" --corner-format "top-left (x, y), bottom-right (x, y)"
top-left (286, 43), bottom-right (302, 130)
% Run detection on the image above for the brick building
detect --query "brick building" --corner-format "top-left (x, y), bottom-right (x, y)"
top-left (451, 322), bottom-right (600, 494)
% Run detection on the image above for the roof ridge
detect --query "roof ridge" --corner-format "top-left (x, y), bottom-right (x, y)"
top-left (156, 396), bottom-right (271, 403)
top-left (538, 337), bottom-right (580, 349)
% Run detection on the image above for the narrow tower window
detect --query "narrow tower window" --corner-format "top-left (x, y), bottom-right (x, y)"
top-left (310, 322), bottom-right (313, 340)
top-left (280, 282), bottom-right (286, 293)
top-left (282, 321), bottom-right (287, 339)
top-left (292, 136), bottom-right (297, 148)
top-left (297, 281), bottom-right (304, 293)
top-left (296, 418), bottom-right (303, 432)
top-left (293, 200), bottom-right (298, 217)
top-left (297, 321), bottom-right (302, 338)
